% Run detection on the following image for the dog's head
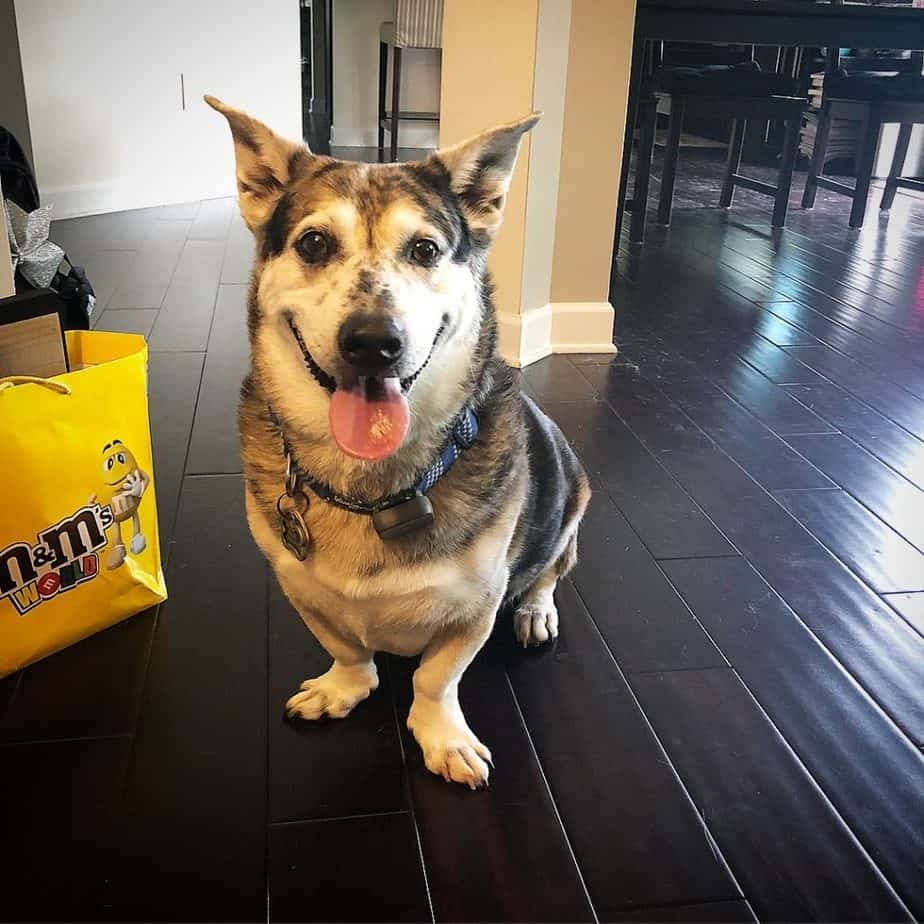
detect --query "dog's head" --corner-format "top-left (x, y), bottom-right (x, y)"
top-left (207, 96), bottom-right (537, 468)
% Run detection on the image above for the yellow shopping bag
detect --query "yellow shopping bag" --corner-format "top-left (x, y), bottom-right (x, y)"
top-left (0, 331), bottom-right (167, 676)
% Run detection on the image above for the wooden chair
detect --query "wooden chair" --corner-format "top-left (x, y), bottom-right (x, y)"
top-left (802, 72), bottom-right (924, 228)
top-left (630, 65), bottom-right (806, 243)
top-left (378, 0), bottom-right (443, 162)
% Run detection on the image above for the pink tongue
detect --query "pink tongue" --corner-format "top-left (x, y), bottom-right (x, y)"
top-left (329, 376), bottom-right (409, 461)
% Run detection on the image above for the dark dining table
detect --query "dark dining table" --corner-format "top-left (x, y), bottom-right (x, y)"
top-left (615, 0), bottom-right (924, 245)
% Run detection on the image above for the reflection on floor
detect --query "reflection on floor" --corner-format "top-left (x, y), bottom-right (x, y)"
top-left (2, 150), bottom-right (923, 922)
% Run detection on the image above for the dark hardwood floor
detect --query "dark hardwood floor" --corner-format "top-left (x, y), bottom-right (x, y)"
top-left (3, 148), bottom-right (923, 922)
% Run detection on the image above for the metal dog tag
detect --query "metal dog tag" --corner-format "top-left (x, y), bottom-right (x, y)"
top-left (278, 491), bottom-right (311, 561)
top-left (372, 493), bottom-right (434, 540)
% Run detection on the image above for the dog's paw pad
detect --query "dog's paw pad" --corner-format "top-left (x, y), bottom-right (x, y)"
top-left (514, 602), bottom-right (559, 647)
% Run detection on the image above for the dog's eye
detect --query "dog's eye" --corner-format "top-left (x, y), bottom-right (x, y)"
top-left (296, 230), bottom-right (333, 265)
top-left (410, 238), bottom-right (440, 268)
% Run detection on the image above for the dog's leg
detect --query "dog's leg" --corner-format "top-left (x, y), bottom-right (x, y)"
top-left (407, 600), bottom-right (500, 789)
top-left (514, 479), bottom-right (587, 647)
top-left (284, 598), bottom-right (379, 721)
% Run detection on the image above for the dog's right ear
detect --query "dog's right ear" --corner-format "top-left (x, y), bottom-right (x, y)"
top-left (205, 95), bottom-right (306, 232)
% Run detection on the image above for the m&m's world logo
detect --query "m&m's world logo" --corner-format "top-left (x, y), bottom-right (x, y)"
top-left (0, 505), bottom-right (114, 615)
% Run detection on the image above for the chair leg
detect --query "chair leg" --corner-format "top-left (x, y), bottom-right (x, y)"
top-left (377, 42), bottom-right (388, 162)
top-left (849, 105), bottom-right (881, 230)
top-left (802, 104), bottom-right (832, 209)
top-left (719, 118), bottom-right (747, 208)
top-left (389, 46), bottom-right (402, 162)
top-left (630, 96), bottom-right (658, 244)
top-left (880, 122), bottom-right (913, 212)
top-left (657, 97), bottom-right (685, 225)
top-left (772, 117), bottom-right (799, 228)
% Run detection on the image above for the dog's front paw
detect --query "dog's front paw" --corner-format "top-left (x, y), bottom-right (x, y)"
top-left (408, 699), bottom-right (492, 790)
top-left (285, 661), bottom-right (378, 720)
top-left (514, 600), bottom-right (559, 647)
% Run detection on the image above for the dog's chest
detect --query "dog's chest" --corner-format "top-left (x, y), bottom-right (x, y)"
top-left (248, 491), bottom-right (508, 654)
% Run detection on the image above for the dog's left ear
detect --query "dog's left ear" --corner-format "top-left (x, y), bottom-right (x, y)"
top-left (434, 113), bottom-right (541, 244)
top-left (205, 95), bottom-right (307, 232)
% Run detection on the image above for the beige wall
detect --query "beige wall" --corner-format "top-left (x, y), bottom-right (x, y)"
top-left (520, 0), bottom-right (572, 315)
top-left (551, 0), bottom-right (634, 303)
top-left (440, 0), bottom-right (538, 319)
top-left (440, 0), bottom-right (635, 362)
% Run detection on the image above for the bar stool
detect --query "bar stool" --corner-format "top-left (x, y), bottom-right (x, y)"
top-left (378, 0), bottom-right (443, 162)
top-left (802, 73), bottom-right (924, 228)
top-left (630, 64), bottom-right (806, 243)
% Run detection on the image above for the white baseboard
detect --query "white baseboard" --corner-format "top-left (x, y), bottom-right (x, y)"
top-left (331, 124), bottom-right (439, 150)
top-left (497, 302), bottom-right (617, 368)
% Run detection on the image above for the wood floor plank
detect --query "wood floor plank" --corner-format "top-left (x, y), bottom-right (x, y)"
top-left (106, 219), bottom-right (190, 310)
top-left (188, 196), bottom-right (234, 240)
top-left (711, 360), bottom-right (838, 435)
top-left (106, 475), bottom-right (268, 921)
top-left (507, 579), bottom-right (741, 917)
top-left (884, 593), bottom-right (924, 638)
top-left (786, 346), bottom-right (924, 440)
top-left (186, 284), bottom-right (250, 474)
top-left (147, 351), bottom-right (205, 550)
top-left (93, 307), bottom-right (158, 337)
top-left (523, 355), bottom-right (601, 403)
top-left (765, 296), bottom-right (919, 354)
top-left (155, 200), bottom-right (201, 220)
top-left (783, 382), bottom-right (924, 486)
top-left (543, 397), bottom-right (735, 559)
top-left (578, 362), bottom-right (715, 452)
top-left (221, 211), bottom-right (254, 284)
top-left (0, 610), bottom-right (155, 744)
top-left (269, 814), bottom-right (431, 923)
top-left (390, 647), bottom-right (595, 924)
top-left (633, 669), bottom-right (912, 922)
top-left (664, 556), bottom-right (924, 917)
top-left (268, 581), bottom-right (407, 823)
top-left (0, 672), bottom-right (18, 719)
top-left (1, 736), bottom-right (132, 921)
top-left (607, 900), bottom-right (756, 923)
top-left (661, 446), bottom-right (924, 744)
top-left (786, 433), bottom-right (924, 553)
top-left (776, 488), bottom-right (924, 594)
top-left (644, 361), bottom-right (836, 492)
top-left (147, 239), bottom-right (225, 351)
top-left (82, 249), bottom-right (136, 314)
top-left (735, 336), bottom-right (828, 385)
top-left (570, 490), bottom-right (727, 671)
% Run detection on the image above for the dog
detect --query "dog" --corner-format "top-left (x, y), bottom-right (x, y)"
top-left (207, 96), bottom-right (590, 789)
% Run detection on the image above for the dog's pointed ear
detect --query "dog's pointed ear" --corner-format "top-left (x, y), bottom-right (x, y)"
top-left (434, 113), bottom-right (540, 244)
top-left (205, 95), bottom-right (307, 231)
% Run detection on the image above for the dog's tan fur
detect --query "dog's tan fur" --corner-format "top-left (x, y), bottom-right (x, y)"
top-left (208, 96), bottom-right (589, 788)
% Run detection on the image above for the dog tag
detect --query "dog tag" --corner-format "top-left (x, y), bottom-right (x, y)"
top-left (278, 492), bottom-right (311, 561)
top-left (372, 493), bottom-right (434, 540)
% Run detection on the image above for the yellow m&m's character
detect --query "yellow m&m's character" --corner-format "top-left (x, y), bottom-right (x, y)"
top-left (91, 440), bottom-right (150, 570)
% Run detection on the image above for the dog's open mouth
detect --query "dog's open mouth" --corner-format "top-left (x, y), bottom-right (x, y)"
top-left (287, 317), bottom-right (444, 462)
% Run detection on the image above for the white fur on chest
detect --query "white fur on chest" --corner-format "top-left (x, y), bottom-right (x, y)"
top-left (246, 489), bottom-right (511, 655)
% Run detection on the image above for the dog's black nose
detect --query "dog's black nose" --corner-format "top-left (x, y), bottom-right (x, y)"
top-left (338, 314), bottom-right (406, 372)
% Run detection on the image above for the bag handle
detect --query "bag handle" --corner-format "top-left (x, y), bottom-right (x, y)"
top-left (0, 375), bottom-right (72, 395)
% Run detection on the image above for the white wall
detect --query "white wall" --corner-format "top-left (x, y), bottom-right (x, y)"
top-left (332, 0), bottom-right (440, 149)
top-left (14, 0), bottom-right (301, 218)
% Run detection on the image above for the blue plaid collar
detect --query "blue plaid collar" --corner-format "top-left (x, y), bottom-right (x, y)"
top-left (278, 404), bottom-right (480, 518)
